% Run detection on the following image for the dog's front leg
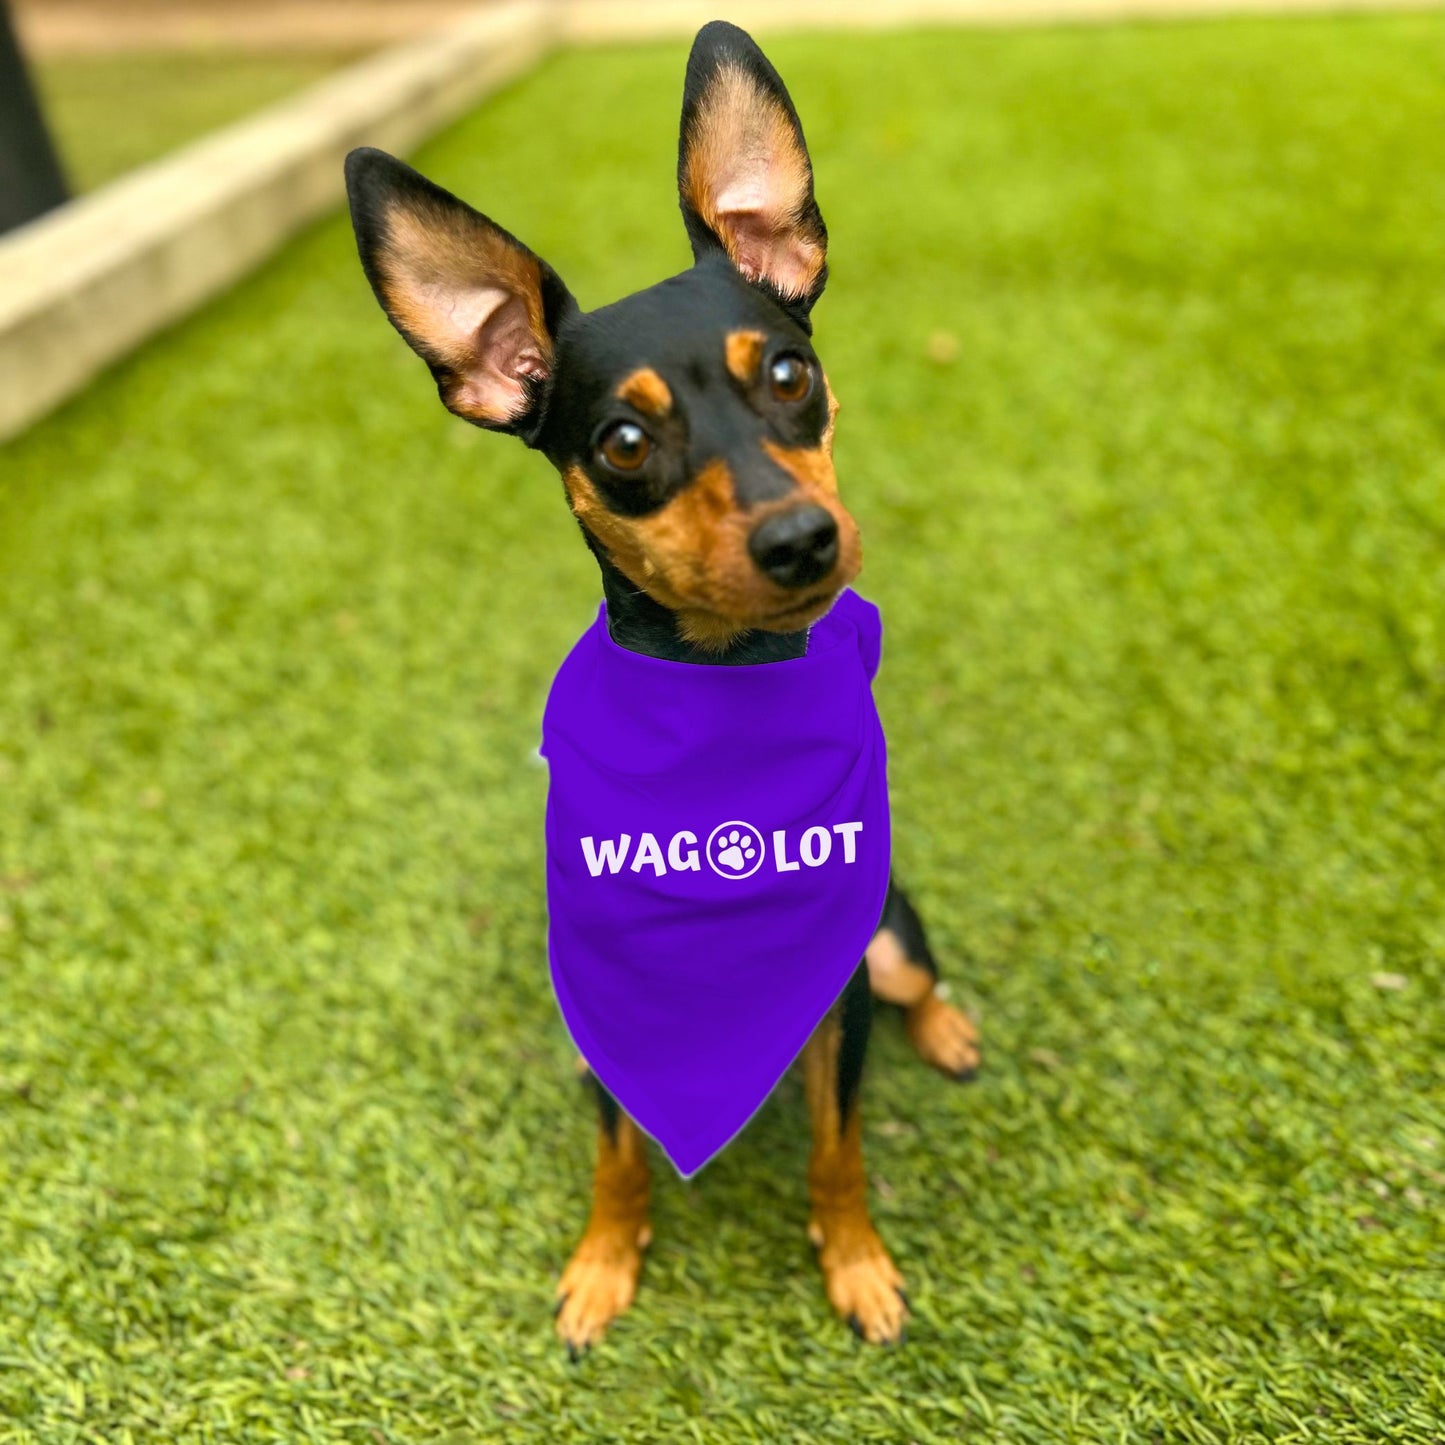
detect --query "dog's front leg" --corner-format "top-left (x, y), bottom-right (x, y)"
top-left (555, 1078), bottom-right (652, 1357)
top-left (802, 962), bottom-right (908, 1344)
top-left (867, 877), bottom-right (981, 1081)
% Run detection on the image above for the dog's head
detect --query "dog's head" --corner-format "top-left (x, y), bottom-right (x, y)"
top-left (345, 21), bottom-right (858, 649)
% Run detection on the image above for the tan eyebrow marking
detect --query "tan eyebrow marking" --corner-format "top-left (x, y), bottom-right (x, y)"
top-left (725, 329), bottom-right (767, 386)
top-left (615, 368), bottom-right (673, 418)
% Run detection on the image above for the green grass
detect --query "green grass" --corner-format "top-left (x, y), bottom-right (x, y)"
top-left (33, 50), bottom-right (358, 191)
top-left (3, 14), bottom-right (1445, 1442)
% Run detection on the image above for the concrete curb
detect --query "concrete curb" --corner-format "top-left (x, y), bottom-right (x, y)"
top-left (0, 0), bottom-right (554, 442)
top-left (560, 0), bottom-right (1444, 43)
top-left (14, 2), bottom-right (480, 56)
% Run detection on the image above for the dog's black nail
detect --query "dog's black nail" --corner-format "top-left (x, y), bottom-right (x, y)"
top-left (952, 1064), bottom-right (979, 1084)
top-left (897, 1288), bottom-right (911, 1308)
top-left (566, 1341), bottom-right (584, 1363)
top-left (847, 1313), bottom-right (864, 1339)
top-left (553, 1294), bottom-right (568, 1318)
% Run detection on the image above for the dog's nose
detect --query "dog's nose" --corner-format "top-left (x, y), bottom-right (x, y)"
top-left (748, 505), bottom-right (840, 589)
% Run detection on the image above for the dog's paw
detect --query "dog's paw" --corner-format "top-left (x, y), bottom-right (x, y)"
top-left (713, 828), bottom-right (757, 874)
top-left (809, 1216), bottom-right (908, 1345)
top-left (554, 1222), bottom-right (650, 1357)
top-left (905, 992), bottom-right (981, 1081)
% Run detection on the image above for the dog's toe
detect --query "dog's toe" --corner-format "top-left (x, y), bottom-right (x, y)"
top-left (905, 993), bottom-right (982, 1081)
top-left (814, 1221), bottom-right (909, 1345)
top-left (554, 1228), bottom-right (647, 1354)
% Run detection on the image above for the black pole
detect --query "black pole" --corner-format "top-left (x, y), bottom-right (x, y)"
top-left (0, 0), bottom-right (69, 234)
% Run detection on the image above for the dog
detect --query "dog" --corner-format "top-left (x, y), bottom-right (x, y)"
top-left (343, 19), bottom-right (981, 1353)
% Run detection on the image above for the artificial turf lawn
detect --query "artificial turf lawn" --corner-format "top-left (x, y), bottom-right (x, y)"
top-left (32, 50), bottom-right (358, 192)
top-left (2, 12), bottom-right (1444, 1442)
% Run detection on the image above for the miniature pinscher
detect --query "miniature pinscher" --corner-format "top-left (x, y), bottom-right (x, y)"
top-left (344, 20), bottom-right (981, 1352)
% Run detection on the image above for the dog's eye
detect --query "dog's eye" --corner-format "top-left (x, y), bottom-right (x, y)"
top-left (768, 353), bottom-right (813, 403)
top-left (597, 421), bottom-right (651, 473)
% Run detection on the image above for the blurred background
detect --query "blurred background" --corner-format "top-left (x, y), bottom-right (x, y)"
top-left (7, 0), bottom-right (458, 196)
top-left (2, 1), bottom-right (1443, 1441)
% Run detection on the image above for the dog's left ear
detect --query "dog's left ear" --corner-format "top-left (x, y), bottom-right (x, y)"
top-left (677, 21), bottom-right (828, 326)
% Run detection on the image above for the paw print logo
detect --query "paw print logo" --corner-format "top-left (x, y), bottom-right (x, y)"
top-left (716, 830), bottom-right (755, 872)
top-left (706, 820), bottom-right (765, 880)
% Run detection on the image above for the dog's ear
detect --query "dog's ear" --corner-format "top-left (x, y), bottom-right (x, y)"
top-left (677, 21), bottom-right (828, 325)
top-left (344, 147), bottom-right (574, 441)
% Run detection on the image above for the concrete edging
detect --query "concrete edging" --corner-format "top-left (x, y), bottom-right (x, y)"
top-left (3, 0), bottom-right (1442, 441)
top-left (0, 0), bottom-right (554, 442)
top-left (557, 0), bottom-right (1439, 41)
top-left (560, 0), bottom-right (1444, 43)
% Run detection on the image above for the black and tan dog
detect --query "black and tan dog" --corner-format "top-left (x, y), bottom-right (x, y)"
top-left (344, 20), bottom-right (980, 1352)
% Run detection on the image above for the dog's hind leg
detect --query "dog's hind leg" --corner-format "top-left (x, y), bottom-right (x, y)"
top-left (555, 1075), bottom-right (652, 1358)
top-left (866, 876), bottom-right (980, 1081)
top-left (803, 962), bottom-right (908, 1344)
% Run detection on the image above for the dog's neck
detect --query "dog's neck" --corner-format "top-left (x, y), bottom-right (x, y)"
top-left (591, 546), bottom-right (809, 666)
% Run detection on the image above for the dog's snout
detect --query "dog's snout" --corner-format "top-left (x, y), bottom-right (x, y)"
top-left (748, 505), bottom-right (839, 589)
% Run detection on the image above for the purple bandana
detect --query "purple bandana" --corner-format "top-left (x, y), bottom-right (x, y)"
top-left (540, 589), bottom-right (891, 1176)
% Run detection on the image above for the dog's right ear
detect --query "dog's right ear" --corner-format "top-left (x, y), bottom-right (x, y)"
top-left (678, 22), bottom-right (828, 326)
top-left (344, 147), bottom-right (574, 442)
